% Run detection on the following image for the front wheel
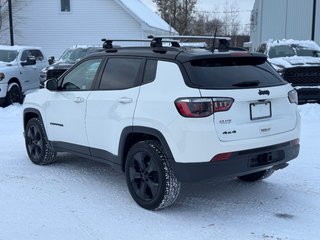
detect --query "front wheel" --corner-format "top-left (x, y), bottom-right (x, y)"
top-left (5, 83), bottom-right (21, 106)
top-left (25, 118), bottom-right (57, 165)
top-left (237, 169), bottom-right (274, 182)
top-left (125, 140), bottom-right (181, 210)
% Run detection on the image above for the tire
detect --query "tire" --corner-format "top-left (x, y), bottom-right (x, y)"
top-left (125, 140), bottom-right (181, 210)
top-left (5, 83), bottom-right (21, 106)
top-left (25, 118), bottom-right (57, 165)
top-left (237, 168), bottom-right (274, 182)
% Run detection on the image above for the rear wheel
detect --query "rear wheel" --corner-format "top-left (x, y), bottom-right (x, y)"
top-left (5, 83), bottom-right (21, 106)
top-left (125, 140), bottom-right (181, 210)
top-left (25, 118), bottom-right (57, 165)
top-left (238, 169), bottom-right (274, 182)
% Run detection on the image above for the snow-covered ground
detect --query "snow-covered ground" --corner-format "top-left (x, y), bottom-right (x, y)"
top-left (0, 104), bottom-right (319, 240)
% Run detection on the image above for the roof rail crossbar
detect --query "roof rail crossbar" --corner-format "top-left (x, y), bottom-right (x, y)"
top-left (148, 35), bottom-right (231, 51)
top-left (101, 38), bottom-right (181, 49)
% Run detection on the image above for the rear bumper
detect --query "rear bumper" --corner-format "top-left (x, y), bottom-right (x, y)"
top-left (171, 140), bottom-right (300, 182)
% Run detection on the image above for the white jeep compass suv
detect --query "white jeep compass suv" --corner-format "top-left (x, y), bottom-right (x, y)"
top-left (23, 36), bottom-right (300, 210)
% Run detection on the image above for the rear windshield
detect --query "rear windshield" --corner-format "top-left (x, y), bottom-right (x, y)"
top-left (184, 57), bottom-right (286, 89)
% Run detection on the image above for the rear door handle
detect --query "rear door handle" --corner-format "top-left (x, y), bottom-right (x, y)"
top-left (74, 97), bottom-right (84, 103)
top-left (119, 97), bottom-right (133, 104)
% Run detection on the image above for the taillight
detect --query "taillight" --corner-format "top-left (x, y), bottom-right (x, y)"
top-left (175, 97), bottom-right (234, 118)
top-left (288, 90), bottom-right (298, 104)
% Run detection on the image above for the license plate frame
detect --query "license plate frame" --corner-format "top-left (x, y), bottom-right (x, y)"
top-left (250, 101), bottom-right (272, 120)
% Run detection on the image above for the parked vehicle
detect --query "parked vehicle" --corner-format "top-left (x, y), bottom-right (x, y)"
top-left (0, 45), bottom-right (47, 107)
top-left (40, 45), bottom-right (103, 84)
top-left (23, 36), bottom-right (300, 210)
top-left (256, 39), bottom-right (320, 104)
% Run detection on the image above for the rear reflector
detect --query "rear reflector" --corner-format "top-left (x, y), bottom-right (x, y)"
top-left (290, 138), bottom-right (300, 146)
top-left (211, 152), bottom-right (233, 161)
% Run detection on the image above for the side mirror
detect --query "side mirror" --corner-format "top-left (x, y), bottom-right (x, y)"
top-left (48, 56), bottom-right (55, 65)
top-left (45, 78), bottom-right (58, 91)
top-left (21, 56), bottom-right (36, 66)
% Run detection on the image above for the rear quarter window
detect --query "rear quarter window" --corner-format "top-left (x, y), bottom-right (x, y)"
top-left (184, 57), bottom-right (286, 89)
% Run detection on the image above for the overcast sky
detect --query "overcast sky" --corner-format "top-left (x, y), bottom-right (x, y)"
top-left (141, 0), bottom-right (255, 29)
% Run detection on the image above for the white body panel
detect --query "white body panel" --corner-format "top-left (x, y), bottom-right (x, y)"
top-left (44, 91), bottom-right (91, 146)
top-left (86, 87), bottom-right (140, 156)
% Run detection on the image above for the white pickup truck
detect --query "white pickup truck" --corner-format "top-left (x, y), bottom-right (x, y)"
top-left (0, 45), bottom-right (48, 107)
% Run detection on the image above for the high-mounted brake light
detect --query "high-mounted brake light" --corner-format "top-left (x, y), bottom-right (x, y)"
top-left (175, 97), bottom-right (234, 118)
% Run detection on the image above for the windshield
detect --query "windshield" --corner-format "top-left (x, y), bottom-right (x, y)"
top-left (0, 50), bottom-right (18, 62)
top-left (59, 47), bottom-right (101, 63)
top-left (268, 44), bottom-right (320, 58)
top-left (295, 46), bottom-right (320, 57)
top-left (268, 45), bottom-right (295, 58)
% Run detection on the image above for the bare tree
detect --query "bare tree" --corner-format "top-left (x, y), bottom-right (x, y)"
top-left (153, 0), bottom-right (197, 34)
top-left (192, 12), bottom-right (224, 36)
top-left (221, 0), bottom-right (241, 45)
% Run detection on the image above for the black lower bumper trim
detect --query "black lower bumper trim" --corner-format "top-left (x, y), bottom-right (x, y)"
top-left (171, 141), bottom-right (300, 183)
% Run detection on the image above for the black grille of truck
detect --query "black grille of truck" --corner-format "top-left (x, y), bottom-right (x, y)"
top-left (283, 66), bottom-right (320, 86)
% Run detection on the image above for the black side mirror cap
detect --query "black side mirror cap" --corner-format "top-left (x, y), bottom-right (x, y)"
top-left (45, 78), bottom-right (58, 91)
top-left (48, 56), bottom-right (55, 65)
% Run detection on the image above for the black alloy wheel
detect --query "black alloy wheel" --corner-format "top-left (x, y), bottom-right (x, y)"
top-left (25, 118), bottom-right (56, 165)
top-left (128, 151), bottom-right (160, 201)
top-left (26, 122), bottom-right (44, 161)
top-left (125, 140), bottom-right (181, 210)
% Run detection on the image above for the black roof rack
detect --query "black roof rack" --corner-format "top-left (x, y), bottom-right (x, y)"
top-left (101, 38), bottom-right (181, 49)
top-left (101, 35), bottom-right (239, 53)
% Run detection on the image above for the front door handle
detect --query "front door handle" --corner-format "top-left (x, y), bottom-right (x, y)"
top-left (74, 97), bottom-right (84, 103)
top-left (119, 97), bottom-right (133, 104)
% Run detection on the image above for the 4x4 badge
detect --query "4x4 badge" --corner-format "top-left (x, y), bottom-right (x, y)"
top-left (259, 90), bottom-right (270, 96)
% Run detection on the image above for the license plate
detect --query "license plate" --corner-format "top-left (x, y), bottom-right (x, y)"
top-left (250, 102), bottom-right (272, 120)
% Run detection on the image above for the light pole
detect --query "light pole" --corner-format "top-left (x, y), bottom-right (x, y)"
top-left (312, 0), bottom-right (317, 41)
top-left (8, 0), bottom-right (14, 46)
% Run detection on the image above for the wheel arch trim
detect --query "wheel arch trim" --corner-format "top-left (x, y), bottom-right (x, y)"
top-left (118, 126), bottom-right (175, 170)
top-left (23, 108), bottom-right (44, 131)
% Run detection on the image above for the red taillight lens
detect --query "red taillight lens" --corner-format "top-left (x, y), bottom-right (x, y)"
top-left (175, 98), bottom-right (213, 117)
top-left (175, 97), bottom-right (234, 118)
top-left (212, 97), bottom-right (234, 112)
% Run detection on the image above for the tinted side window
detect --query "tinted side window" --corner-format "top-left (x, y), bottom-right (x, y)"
top-left (143, 60), bottom-right (157, 85)
top-left (99, 58), bottom-right (142, 90)
top-left (21, 50), bottom-right (32, 61)
top-left (30, 49), bottom-right (44, 61)
top-left (60, 58), bottom-right (103, 91)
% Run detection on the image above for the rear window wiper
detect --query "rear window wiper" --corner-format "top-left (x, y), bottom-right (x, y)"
top-left (232, 80), bottom-right (260, 87)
